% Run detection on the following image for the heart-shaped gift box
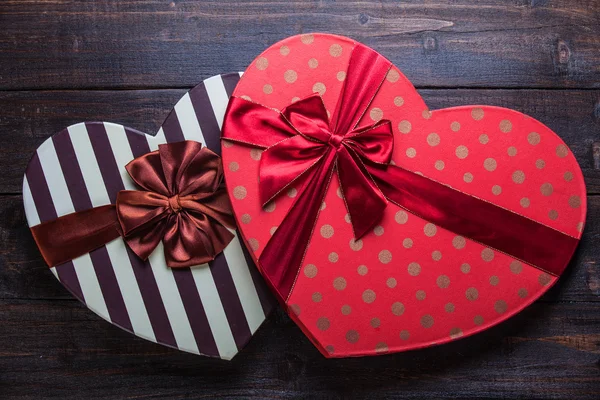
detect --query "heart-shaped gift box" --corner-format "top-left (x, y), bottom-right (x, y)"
top-left (23, 73), bottom-right (276, 360)
top-left (221, 34), bottom-right (587, 357)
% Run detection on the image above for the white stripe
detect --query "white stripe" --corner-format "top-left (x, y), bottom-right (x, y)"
top-left (22, 176), bottom-right (40, 227)
top-left (36, 138), bottom-right (75, 217)
top-left (148, 242), bottom-right (199, 354)
top-left (223, 234), bottom-right (265, 333)
top-left (70, 123), bottom-right (155, 342)
top-left (174, 93), bottom-right (205, 143)
top-left (190, 264), bottom-right (237, 360)
top-left (204, 75), bottom-right (230, 130)
top-left (104, 239), bottom-right (155, 342)
top-left (22, 176), bottom-right (57, 278)
top-left (67, 124), bottom-right (111, 206)
top-left (104, 123), bottom-right (137, 190)
top-left (36, 134), bottom-right (108, 317)
top-left (49, 267), bottom-right (59, 279)
top-left (71, 253), bottom-right (111, 319)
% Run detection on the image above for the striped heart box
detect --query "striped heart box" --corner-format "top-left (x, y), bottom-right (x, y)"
top-left (22, 73), bottom-right (277, 360)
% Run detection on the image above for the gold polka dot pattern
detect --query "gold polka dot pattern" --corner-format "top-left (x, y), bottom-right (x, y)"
top-left (346, 330), bottom-right (359, 343)
top-left (284, 70), bottom-right (297, 83)
top-left (471, 108), bottom-right (484, 120)
top-left (329, 44), bottom-right (343, 57)
top-left (421, 315), bottom-right (434, 328)
top-left (391, 302), bottom-right (405, 316)
top-left (362, 289), bottom-right (376, 303)
top-left (333, 277), bottom-right (347, 291)
top-left (255, 57), bottom-right (268, 70)
top-left (304, 264), bottom-right (317, 278)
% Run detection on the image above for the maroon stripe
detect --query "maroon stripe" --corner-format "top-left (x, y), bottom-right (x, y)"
top-left (221, 73), bottom-right (241, 98)
top-left (188, 83), bottom-right (221, 154)
top-left (161, 109), bottom-right (186, 143)
top-left (126, 247), bottom-right (178, 348)
top-left (239, 236), bottom-right (278, 314)
top-left (54, 126), bottom-right (133, 331)
top-left (209, 252), bottom-right (252, 350)
top-left (126, 128), bottom-right (152, 158)
top-left (124, 127), bottom-right (179, 348)
top-left (26, 152), bottom-right (58, 221)
top-left (53, 263), bottom-right (83, 301)
top-left (25, 147), bottom-right (85, 302)
top-left (88, 246), bottom-right (133, 331)
top-left (52, 133), bottom-right (93, 211)
top-left (171, 268), bottom-right (220, 356)
top-left (85, 123), bottom-right (124, 204)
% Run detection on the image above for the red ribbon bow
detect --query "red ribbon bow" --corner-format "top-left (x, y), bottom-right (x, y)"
top-left (261, 94), bottom-right (394, 238)
top-left (31, 141), bottom-right (235, 269)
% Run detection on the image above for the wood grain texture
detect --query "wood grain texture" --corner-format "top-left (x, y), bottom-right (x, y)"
top-left (1, 0), bottom-right (600, 398)
top-left (0, 0), bottom-right (599, 90)
top-left (0, 301), bottom-right (598, 399)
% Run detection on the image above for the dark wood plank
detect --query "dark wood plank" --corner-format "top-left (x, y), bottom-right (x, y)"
top-left (0, 1), bottom-right (599, 90)
top-left (0, 301), bottom-right (598, 399)
top-left (1, 88), bottom-right (599, 194)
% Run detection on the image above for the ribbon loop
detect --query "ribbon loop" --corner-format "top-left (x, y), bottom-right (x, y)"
top-left (344, 120), bottom-right (394, 164)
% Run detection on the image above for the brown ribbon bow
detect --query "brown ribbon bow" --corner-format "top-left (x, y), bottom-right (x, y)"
top-left (31, 141), bottom-right (236, 268)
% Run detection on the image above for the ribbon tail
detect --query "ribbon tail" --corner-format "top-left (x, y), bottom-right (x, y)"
top-left (206, 223), bottom-right (236, 259)
top-left (163, 214), bottom-right (235, 268)
top-left (123, 216), bottom-right (169, 262)
top-left (30, 205), bottom-right (122, 268)
top-left (259, 149), bottom-right (337, 301)
top-left (259, 135), bottom-right (329, 205)
top-left (367, 163), bottom-right (579, 276)
top-left (337, 146), bottom-right (387, 239)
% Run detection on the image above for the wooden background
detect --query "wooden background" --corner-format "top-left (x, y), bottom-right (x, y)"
top-left (1, 1), bottom-right (599, 398)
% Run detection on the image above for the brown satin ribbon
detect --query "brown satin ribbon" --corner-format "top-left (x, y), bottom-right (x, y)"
top-left (31, 141), bottom-right (236, 269)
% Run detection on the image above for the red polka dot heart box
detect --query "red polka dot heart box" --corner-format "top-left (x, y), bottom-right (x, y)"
top-left (23, 73), bottom-right (276, 360)
top-left (221, 34), bottom-right (587, 358)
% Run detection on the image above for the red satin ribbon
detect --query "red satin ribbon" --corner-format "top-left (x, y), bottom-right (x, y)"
top-left (222, 43), bottom-right (580, 301)
top-left (31, 141), bottom-right (235, 269)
